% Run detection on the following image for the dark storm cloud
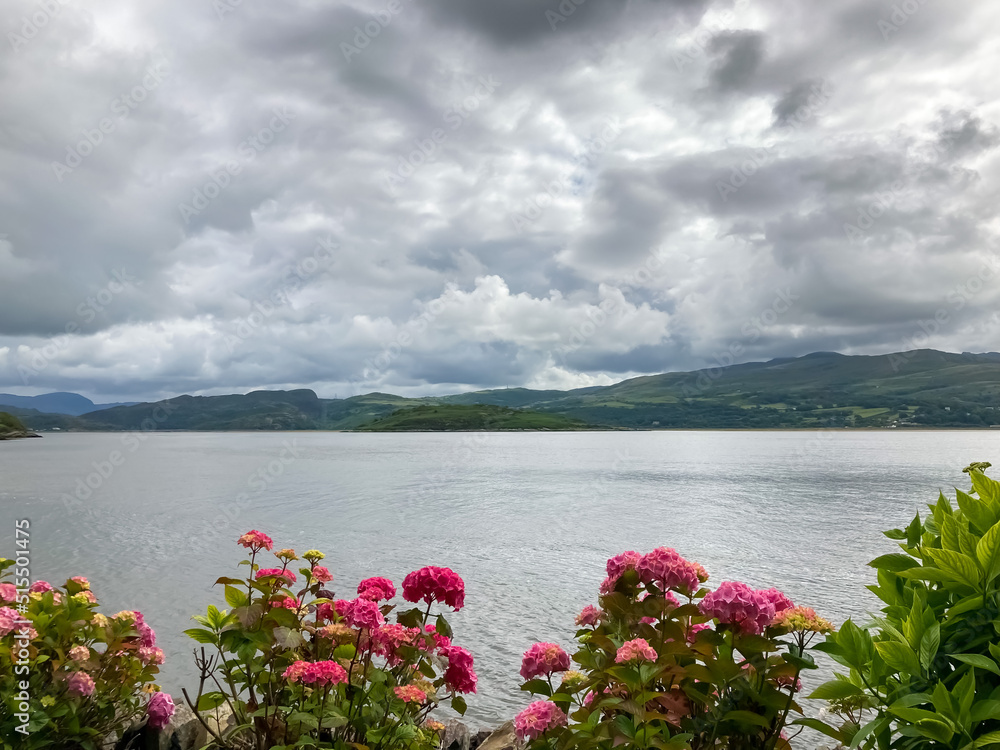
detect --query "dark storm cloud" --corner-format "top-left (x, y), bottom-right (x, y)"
top-left (1, 0), bottom-right (999, 400)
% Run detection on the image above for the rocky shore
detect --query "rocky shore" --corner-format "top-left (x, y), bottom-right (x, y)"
top-left (109, 705), bottom-right (519, 750)
top-left (0, 430), bottom-right (41, 440)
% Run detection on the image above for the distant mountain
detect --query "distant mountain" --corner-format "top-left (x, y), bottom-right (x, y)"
top-left (0, 392), bottom-right (139, 416)
top-left (9, 349), bottom-right (1000, 431)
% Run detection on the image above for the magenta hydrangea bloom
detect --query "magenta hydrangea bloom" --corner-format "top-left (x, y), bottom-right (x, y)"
top-left (66, 671), bottom-right (96, 697)
top-left (146, 692), bottom-right (175, 729)
top-left (424, 623), bottom-right (452, 651)
top-left (636, 547), bottom-right (701, 594)
top-left (441, 645), bottom-right (477, 693)
top-left (345, 598), bottom-right (385, 630)
top-left (28, 581), bottom-right (53, 594)
top-left (284, 660), bottom-right (348, 686)
top-left (402, 566), bottom-right (465, 611)
top-left (615, 638), bottom-right (658, 663)
top-left (372, 623), bottom-right (420, 660)
top-left (606, 551), bottom-right (642, 586)
top-left (699, 581), bottom-right (778, 635)
top-left (575, 605), bottom-right (602, 627)
top-left (357, 577), bottom-right (396, 602)
top-left (134, 611), bottom-right (156, 648)
top-left (759, 588), bottom-right (794, 614)
top-left (514, 701), bottom-right (568, 741)
top-left (520, 642), bottom-right (571, 680)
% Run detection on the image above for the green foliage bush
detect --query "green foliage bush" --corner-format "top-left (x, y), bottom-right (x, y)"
top-left (814, 461), bottom-right (1000, 748)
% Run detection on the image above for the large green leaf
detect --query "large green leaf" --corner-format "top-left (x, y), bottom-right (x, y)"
top-left (868, 554), bottom-right (919, 572)
top-left (957, 489), bottom-right (996, 534)
top-left (926, 548), bottom-right (982, 588)
top-left (978, 519), bottom-right (1000, 583)
top-left (920, 624), bottom-right (940, 671)
top-left (954, 654), bottom-right (1000, 677)
top-left (809, 680), bottom-right (867, 701)
top-left (875, 640), bottom-right (922, 675)
top-left (971, 471), bottom-right (1000, 505)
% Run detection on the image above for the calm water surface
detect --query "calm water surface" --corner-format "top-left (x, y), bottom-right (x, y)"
top-left (3, 430), bottom-right (1000, 727)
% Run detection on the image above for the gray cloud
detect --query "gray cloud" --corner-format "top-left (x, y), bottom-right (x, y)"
top-left (1, 0), bottom-right (999, 402)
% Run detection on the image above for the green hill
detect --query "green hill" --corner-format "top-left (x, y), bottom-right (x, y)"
top-left (7, 349), bottom-right (1000, 432)
top-left (357, 404), bottom-right (592, 431)
top-left (0, 411), bottom-right (40, 439)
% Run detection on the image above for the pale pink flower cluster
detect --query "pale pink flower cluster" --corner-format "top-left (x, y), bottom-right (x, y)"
top-left (68, 645), bottom-right (90, 662)
top-left (615, 638), bottom-right (657, 664)
top-left (772, 606), bottom-right (835, 634)
top-left (0, 583), bottom-right (17, 602)
top-left (28, 581), bottom-right (53, 594)
top-left (312, 566), bottom-right (334, 584)
top-left (520, 642), bottom-right (571, 680)
top-left (135, 611), bottom-right (157, 648)
top-left (358, 576), bottom-right (396, 602)
top-left (0, 607), bottom-right (22, 636)
top-left (237, 530), bottom-right (273, 551)
top-left (514, 700), bottom-right (568, 741)
top-left (139, 646), bottom-right (166, 665)
top-left (699, 581), bottom-right (794, 635)
top-left (146, 692), bottom-right (175, 729)
top-left (575, 605), bottom-right (602, 627)
top-left (394, 684), bottom-right (427, 703)
top-left (373, 623), bottom-right (420, 660)
top-left (66, 671), bottom-right (95, 697)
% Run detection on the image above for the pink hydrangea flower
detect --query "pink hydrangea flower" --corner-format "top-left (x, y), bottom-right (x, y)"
top-left (520, 642), bottom-right (571, 680)
top-left (135, 611), bottom-right (156, 648)
top-left (358, 577), bottom-right (396, 601)
top-left (272, 596), bottom-right (302, 611)
top-left (636, 548), bottom-right (701, 594)
top-left (147, 692), bottom-right (175, 729)
top-left (0, 607), bottom-right (21, 637)
top-left (402, 566), bottom-right (465, 611)
top-left (759, 588), bottom-right (794, 614)
top-left (424, 623), bottom-right (451, 651)
top-left (373, 623), bottom-right (420, 660)
top-left (68, 646), bottom-right (90, 662)
top-left (0, 583), bottom-right (17, 603)
top-left (394, 685), bottom-right (427, 703)
top-left (615, 638), bottom-right (657, 663)
top-left (514, 701), bottom-right (568, 741)
top-left (699, 581), bottom-right (777, 636)
top-left (441, 645), bottom-right (477, 693)
top-left (575, 605), bottom-right (602, 627)
top-left (29, 581), bottom-right (53, 594)
top-left (66, 671), bottom-right (96, 697)
top-left (256, 568), bottom-right (296, 586)
top-left (284, 660), bottom-right (348, 686)
top-left (139, 646), bottom-right (165, 665)
top-left (346, 598), bottom-right (385, 630)
top-left (605, 551), bottom-right (642, 587)
top-left (238, 530), bottom-right (273, 551)
top-left (312, 566), bottom-right (334, 584)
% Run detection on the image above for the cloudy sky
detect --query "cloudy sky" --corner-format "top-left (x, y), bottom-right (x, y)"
top-left (2, 0), bottom-right (999, 402)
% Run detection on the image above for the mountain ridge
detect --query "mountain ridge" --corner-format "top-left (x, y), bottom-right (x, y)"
top-left (4, 349), bottom-right (1000, 431)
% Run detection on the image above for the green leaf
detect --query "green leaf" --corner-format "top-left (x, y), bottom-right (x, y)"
top-left (913, 719), bottom-right (955, 743)
top-left (957, 489), bottom-right (996, 534)
top-left (334, 644), bottom-right (357, 660)
top-left (949, 595), bottom-right (985, 620)
top-left (926, 548), bottom-right (982, 588)
top-left (883, 528), bottom-right (907, 540)
top-left (224, 585), bottom-right (247, 609)
top-left (875, 640), bottom-right (922, 675)
top-left (869, 553), bottom-right (919, 572)
top-left (184, 627), bottom-right (219, 645)
top-left (451, 695), bottom-right (467, 716)
top-left (963, 730), bottom-right (1000, 749)
top-left (808, 680), bottom-right (866, 701)
top-left (978, 519), bottom-right (1000, 583)
top-left (954, 654), bottom-right (1000, 676)
top-left (434, 614), bottom-right (453, 638)
top-left (520, 679), bottom-right (552, 696)
top-left (273, 626), bottom-right (304, 650)
top-left (971, 471), bottom-right (1000, 505)
top-left (972, 700), bottom-right (1000, 725)
top-left (197, 692), bottom-right (228, 711)
top-left (287, 711), bottom-right (319, 730)
top-left (790, 718), bottom-right (844, 741)
top-left (906, 512), bottom-right (923, 547)
top-left (920, 624), bottom-right (940, 670)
